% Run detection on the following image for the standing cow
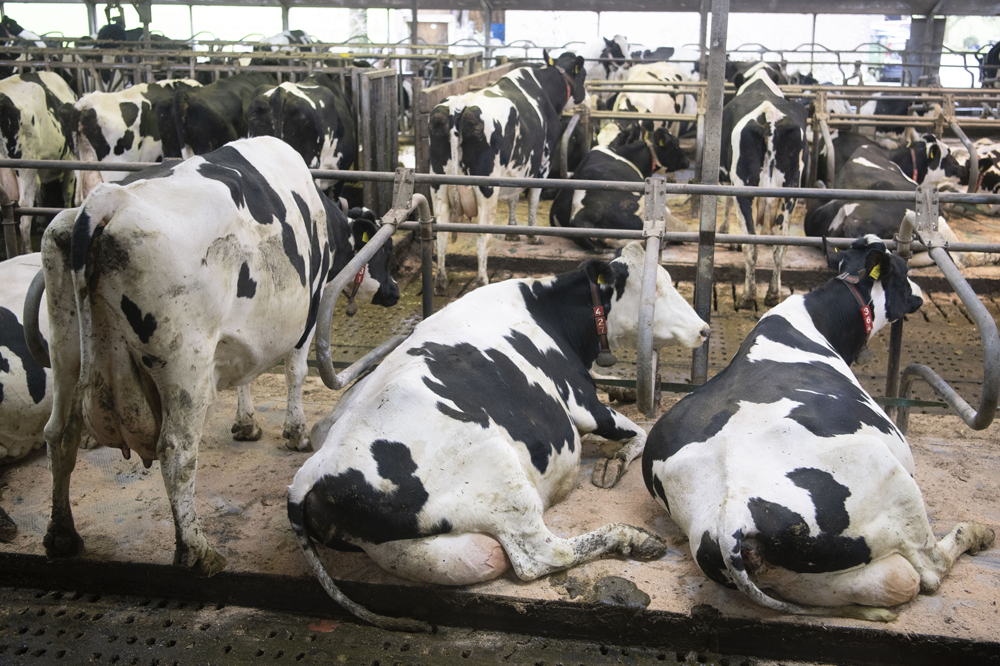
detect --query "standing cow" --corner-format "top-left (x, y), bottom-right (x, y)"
top-left (247, 73), bottom-right (356, 200)
top-left (36, 136), bottom-right (398, 577)
top-left (0, 72), bottom-right (77, 253)
top-left (643, 236), bottom-right (994, 621)
top-left (289, 241), bottom-right (711, 630)
top-left (550, 125), bottom-right (689, 250)
top-left (429, 50), bottom-right (587, 291)
top-left (719, 61), bottom-right (807, 309)
top-left (172, 72), bottom-right (276, 158)
top-left (611, 62), bottom-right (697, 137)
top-left (64, 79), bottom-right (201, 204)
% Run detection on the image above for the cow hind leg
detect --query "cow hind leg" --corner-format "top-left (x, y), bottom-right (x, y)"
top-left (231, 384), bottom-right (262, 441)
top-left (431, 186), bottom-right (451, 295)
top-left (916, 521), bottom-right (995, 594)
top-left (736, 196), bottom-right (757, 310)
top-left (503, 194), bottom-right (520, 241)
top-left (525, 188), bottom-right (542, 245)
top-left (281, 341), bottom-right (312, 452)
top-left (43, 385), bottom-right (86, 560)
top-left (765, 197), bottom-right (793, 307)
top-left (475, 193), bottom-right (499, 287)
top-left (363, 533), bottom-right (511, 586)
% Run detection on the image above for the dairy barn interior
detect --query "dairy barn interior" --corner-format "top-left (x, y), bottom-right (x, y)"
top-left (0, 0), bottom-right (1000, 663)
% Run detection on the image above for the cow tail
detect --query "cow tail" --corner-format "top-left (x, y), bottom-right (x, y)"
top-left (719, 505), bottom-right (897, 622)
top-left (286, 493), bottom-right (432, 633)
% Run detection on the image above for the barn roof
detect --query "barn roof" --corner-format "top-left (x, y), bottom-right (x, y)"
top-left (22, 0), bottom-right (1000, 16)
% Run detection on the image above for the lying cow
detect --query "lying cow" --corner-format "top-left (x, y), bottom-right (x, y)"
top-left (36, 136), bottom-right (398, 577)
top-left (0, 72), bottom-right (77, 252)
top-left (0, 252), bottom-right (50, 464)
top-left (816, 130), bottom-right (967, 188)
top-left (248, 73), bottom-right (356, 199)
top-left (64, 79), bottom-right (202, 204)
top-left (429, 50), bottom-right (586, 291)
top-left (719, 61), bottom-right (808, 309)
top-left (172, 72), bottom-right (276, 158)
top-left (550, 125), bottom-right (689, 250)
top-left (805, 144), bottom-right (976, 268)
top-left (643, 235), bottom-right (994, 621)
top-left (288, 241), bottom-right (711, 630)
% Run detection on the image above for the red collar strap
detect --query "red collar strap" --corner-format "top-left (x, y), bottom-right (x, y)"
top-left (345, 265), bottom-right (366, 317)
top-left (555, 65), bottom-right (573, 106)
top-left (836, 272), bottom-right (873, 336)
top-left (646, 138), bottom-right (662, 174)
top-left (589, 280), bottom-right (618, 367)
top-left (908, 146), bottom-right (919, 182)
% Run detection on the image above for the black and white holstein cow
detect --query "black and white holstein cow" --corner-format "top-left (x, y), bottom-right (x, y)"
top-left (550, 124), bottom-right (689, 250)
top-left (805, 144), bottom-right (977, 268)
top-left (248, 73), bottom-right (356, 200)
top-left (643, 236), bottom-right (994, 621)
top-left (429, 51), bottom-right (586, 291)
top-left (611, 62), bottom-right (698, 138)
top-left (0, 252), bottom-right (50, 465)
top-left (172, 72), bottom-right (277, 158)
top-left (0, 71), bottom-right (77, 253)
top-left (978, 42), bottom-right (999, 88)
top-left (0, 16), bottom-right (48, 80)
top-left (288, 241), bottom-right (711, 631)
top-left (37, 136), bottom-right (398, 576)
top-left (815, 130), bottom-right (967, 189)
top-left (583, 35), bottom-right (630, 99)
top-left (719, 61), bottom-right (808, 309)
top-left (64, 79), bottom-right (202, 204)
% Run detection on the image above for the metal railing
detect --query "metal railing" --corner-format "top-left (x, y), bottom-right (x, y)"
top-left (3, 157), bottom-right (998, 434)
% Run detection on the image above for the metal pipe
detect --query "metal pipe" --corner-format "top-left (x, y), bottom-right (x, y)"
top-left (560, 112), bottom-right (581, 180)
top-left (948, 119), bottom-right (979, 193)
top-left (691, 0), bottom-right (729, 386)
top-left (883, 319), bottom-right (904, 421)
top-left (420, 211), bottom-right (434, 320)
top-left (820, 116), bottom-right (835, 187)
top-left (897, 246), bottom-right (1000, 433)
top-left (637, 178), bottom-right (666, 417)
top-left (0, 184), bottom-right (18, 258)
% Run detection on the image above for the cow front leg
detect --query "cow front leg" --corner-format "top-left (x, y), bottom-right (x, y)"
top-left (736, 196), bottom-right (757, 310)
top-left (589, 409), bottom-right (648, 489)
top-left (504, 194), bottom-right (520, 241)
top-left (431, 186), bottom-right (451, 295)
top-left (157, 382), bottom-right (226, 577)
top-left (17, 169), bottom-right (39, 253)
top-left (525, 188), bottom-right (542, 244)
top-left (915, 521), bottom-right (995, 594)
top-left (765, 197), bottom-right (793, 307)
top-left (231, 384), bottom-right (262, 441)
top-left (282, 341), bottom-right (312, 452)
top-left (475, 194), bottom-right (499, 287)
top-left (363, 532), bottom-right (511, 585)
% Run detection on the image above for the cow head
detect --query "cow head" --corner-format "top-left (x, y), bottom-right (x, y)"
top-left (913, 133), bottom-right (966, 187)
top-left (545, 50), bottom-right (587, 109)
top-left (595, 241), bottom-right (709, 350)
top-left (601, 35), bottom-right (631, 79)
top-left (832, 235), bottom-right (923, 335)
top-left (346, 207), bottom-right (399, 308)
top-left (731, 61), bottom-right (787, 91)
top-left (649, 127), bottom-right (690, 172)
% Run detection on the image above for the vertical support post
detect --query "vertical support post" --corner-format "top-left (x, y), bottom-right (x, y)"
top-left (637, 177), bottom-right (667, 418)
top-left (691, 0), bottom-right (729, 386)
top-left (692, 86), bottom-right (707, 217)
top-left (88, 1), bottom-right (100, 37)
top-left (281, 4), bottom-right (290, 32)
top-left (411, 0), bottom-right (419, 46)
top-left (420, 213), bottom-right (434, 319)
top-left (884, 320), bottom-right (905, 421)
top-left (1, 186), bottom-right (18, 258)
top-left (484, 6), bottom-right (493, 66)
top-left (698, 0), bottom-right (709, 81)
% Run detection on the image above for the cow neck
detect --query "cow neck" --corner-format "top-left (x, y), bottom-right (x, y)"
top-left (526, 270), bottom-right (614, 369)
top-left (803, 275), bottom-right (873, 365)
top-left (908, 145), bottom-right (919, 182)
top-left (836, 272), bottom-right (874, 338)
top-left (344, 264), bottom-right (366, 316)
top-left (645, 138), bottom-right (663, 174)
top-left (589, 280), bottom-right (618, 367)
top-left (553, 65), bottom-right (573, 111)
top-left (611, 140), bottom-right (653, 178)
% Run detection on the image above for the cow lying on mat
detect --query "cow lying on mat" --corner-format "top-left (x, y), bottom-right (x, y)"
top-left (288, 241), bottom-right (711, 631)
top-left (642, 236), bottom-right (994, 621)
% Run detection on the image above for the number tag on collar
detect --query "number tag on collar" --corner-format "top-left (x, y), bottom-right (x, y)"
top-left (861, 304), bottom-right (873, 336)
top-left (593, 306), bottom-right (607, 335)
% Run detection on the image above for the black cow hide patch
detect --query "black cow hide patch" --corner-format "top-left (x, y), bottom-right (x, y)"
top-left (0, 306), bottom-right (47, 404)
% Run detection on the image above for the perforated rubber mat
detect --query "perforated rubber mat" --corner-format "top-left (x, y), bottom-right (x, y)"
top-left (0, 588), bottom-right (781, 666)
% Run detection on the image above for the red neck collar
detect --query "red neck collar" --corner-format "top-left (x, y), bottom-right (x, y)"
top-left (908, 145), bottom-right (919, 182)
top-left (554, 65), bottom-right (573, 107)
top-left (836, 272), bottom-right (874, 337)
top-left (589, 279), bottom-right (617, 367)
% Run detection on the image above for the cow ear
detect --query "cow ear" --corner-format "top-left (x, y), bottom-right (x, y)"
top-left (604, 37), bottom-right (614, 48)
top-left (864, 247), bottom-right (886, 280)
top-left (928, 144), bottom-right (940, 161)
top-left (584, 260), bottom-right (616, 289)
top-left (574, 55), bottom-right (585, 75)
top-left (350, 216), bottom-right (378, 247)
top-left (544, 50), bottom-right (555, 67)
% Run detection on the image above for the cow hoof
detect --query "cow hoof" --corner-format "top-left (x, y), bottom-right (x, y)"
top-left (764, 292), bottom-right (781, 307)
top-left (629, 528), bottom-right (668, 560)
top-left (0, 507), bottom-right (16, 543)
top-left (231, 422), bottom-right (263, 441)
top-left (607, 386), bottom-right (637, 404)
top-left (592, 457), bottom-right (626, 488)
top-left (284, 438), bottom-right (313, 453)
top-left (193, 550), bottom-right (228, 577)
top-left (504, 234), bottom-right (520, 242)
top-left (44, 527), bottom-right (84, 559)
top-left (527, 235), bottom-right (542, 245)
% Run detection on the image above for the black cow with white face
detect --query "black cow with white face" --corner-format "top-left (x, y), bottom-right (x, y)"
top-left (247, 73), bottom-right (356, 200)
top-left (643, 236), bottom-right (994, 621)
top-left (429, 50), bottom-right (587, 290)
top-left (550, 125), bottom-right (689, 250)
top-left (816, 130), bottom-right (967, 188)
top-left (288, 241), bottom-right (711, 631)
top-left (719, 61), bottom-right (808, 309)
top-left (172, 72), bottom-right (277, 158)
top-left (37, 136), bottom-right (398, 577)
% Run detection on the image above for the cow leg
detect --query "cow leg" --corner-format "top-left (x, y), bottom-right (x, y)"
top-left (475, 193), bottom-right (499, 287)
top-left (281, 340), bottom-right (312, 452)
top-left (736, 196), bottom-right (757, 310)
top-left (362, 532), bottom-right (511, 586)
top-left (525, 187), bottom-right (542, 245)
top-left (765, 197), bottom-right (793, 307)
top-left (589, 409), bottom-right (648, 488)
top-left (720, 196), bottom-right (740, 251)
top-left (156, 378), bottom-right (227, 576)
top-left (911, 522), bottom-right (995, 594)
top-left (231, 384), bottom-right (263, 441)
top-left (503, 194), bottom-right (520, 241)
top-left (17, 169), bottom-right (38, 253)
top-left (431, 185), bottom-right (451, 295)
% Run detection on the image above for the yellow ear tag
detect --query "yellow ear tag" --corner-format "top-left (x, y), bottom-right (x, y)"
top-left (870, 265), bottom-right (881, 280)
top-left (597, 275), bottom-right (606, 285)
top-left (547, 56), bottom-right (555, 66)
top-left (362, 232), bottom-right (370, 242)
